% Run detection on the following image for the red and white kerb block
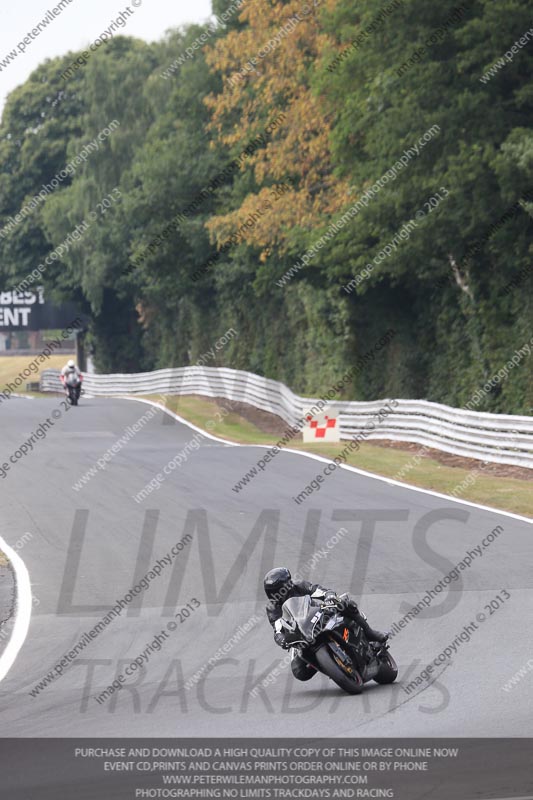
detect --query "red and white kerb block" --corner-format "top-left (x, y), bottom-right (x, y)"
top-left (302, 407), bottom-right (340, 443)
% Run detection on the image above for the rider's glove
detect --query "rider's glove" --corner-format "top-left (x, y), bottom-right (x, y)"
top-left (274, 632), bottom-right (288, 649)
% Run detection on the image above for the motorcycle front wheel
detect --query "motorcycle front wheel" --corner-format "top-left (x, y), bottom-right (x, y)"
top-left (315, 644), bottom-right (363, 695)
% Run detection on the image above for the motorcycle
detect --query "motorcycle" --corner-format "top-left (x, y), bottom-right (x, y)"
top-left (279, 594), bottom-right (398, 694)
top-left (63, 371), bottom-right (82, 406)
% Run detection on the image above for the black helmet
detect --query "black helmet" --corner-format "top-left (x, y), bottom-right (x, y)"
top-left (264, 567), bottom-right (292, 602)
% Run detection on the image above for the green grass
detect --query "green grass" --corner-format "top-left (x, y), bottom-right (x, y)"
top-left (155, 395), bottom-right (279, 444)
top-left (147, 394), bottom-right (533, 519)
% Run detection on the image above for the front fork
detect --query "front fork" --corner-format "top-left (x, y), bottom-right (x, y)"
top-left (325, 626), bottom-right (376, 678)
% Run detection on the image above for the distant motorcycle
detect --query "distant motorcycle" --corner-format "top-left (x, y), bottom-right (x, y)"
top-left (62, 371), bottom-right (82, 406)
top-left (279, 594), bottom-right (398, 694)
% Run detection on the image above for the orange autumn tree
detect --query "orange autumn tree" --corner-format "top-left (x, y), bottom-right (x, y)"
top-left (204, 0), bottom-right (348, 262)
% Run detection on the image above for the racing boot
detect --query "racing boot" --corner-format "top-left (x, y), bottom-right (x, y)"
top-left (353, 611), bottom-right (388, 643)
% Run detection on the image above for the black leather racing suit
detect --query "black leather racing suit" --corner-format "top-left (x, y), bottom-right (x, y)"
top-left (266, 581), bottom-right (386, 681)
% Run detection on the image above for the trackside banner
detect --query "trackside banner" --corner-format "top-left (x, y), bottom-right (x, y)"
top-left (0, 288), bottom-right (81, 330)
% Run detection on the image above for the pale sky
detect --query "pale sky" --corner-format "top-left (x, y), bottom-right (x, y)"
top-left (0, 0), bottom-right (213, 114)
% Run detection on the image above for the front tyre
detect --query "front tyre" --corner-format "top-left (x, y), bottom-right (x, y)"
top-left (315, 644), bottom-right (363, 695)
top-left (374, 650), bottom-right (398, 684)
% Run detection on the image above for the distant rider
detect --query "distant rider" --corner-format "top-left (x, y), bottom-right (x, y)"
top-left (264, 567), bottom-right (388, 681)
top-left (60, 359), bottom-right (82, 400)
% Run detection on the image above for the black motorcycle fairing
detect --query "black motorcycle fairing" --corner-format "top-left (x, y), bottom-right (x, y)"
top-left (280, 595), bottom-right (362, 654)
top-left (280, 595), bottom-right (323, 643)
top-left (280, 595), bottom-right (345, 645)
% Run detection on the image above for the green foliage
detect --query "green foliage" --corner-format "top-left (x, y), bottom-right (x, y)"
top-left (314, 0), bottom-right (533, 411)
top-left (0, 0), bottom-right (532, 412)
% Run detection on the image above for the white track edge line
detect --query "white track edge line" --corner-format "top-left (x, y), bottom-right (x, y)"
top-left (125, 397), bottom-right (533, 525)
top-left (0, 537), bottom-right (33, 683)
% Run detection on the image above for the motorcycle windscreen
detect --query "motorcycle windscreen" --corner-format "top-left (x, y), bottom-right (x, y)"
top-left (281, 595), bottom-right (320, 641)
top-left (66, 373), bottom-right (79, 386)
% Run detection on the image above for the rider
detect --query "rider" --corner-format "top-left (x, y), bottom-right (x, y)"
top-left (60, 359), bottom-right (82, 399)
top-left (264, 567), bottom-right (388, 681)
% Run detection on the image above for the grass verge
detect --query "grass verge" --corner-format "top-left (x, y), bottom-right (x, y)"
top-left (147, 394), bottom-right (533, 519)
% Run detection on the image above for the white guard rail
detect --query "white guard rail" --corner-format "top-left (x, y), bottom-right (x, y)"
top-left (41, 367), bottom-right (533, 469)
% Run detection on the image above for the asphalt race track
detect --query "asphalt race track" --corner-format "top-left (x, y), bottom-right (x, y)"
top-left (0, 396), bottom-right (532, 737)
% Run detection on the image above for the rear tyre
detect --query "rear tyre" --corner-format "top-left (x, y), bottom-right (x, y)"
top-left (374, 651), bottom-right (398, 684)
top-left (315, 644), bottom-right (363, 694)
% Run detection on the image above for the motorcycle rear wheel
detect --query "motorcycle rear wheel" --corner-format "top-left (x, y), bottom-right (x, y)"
top-left (315, 644), bottom-right (363, 695)
top-left (373, 651), bottom-right (398, 684)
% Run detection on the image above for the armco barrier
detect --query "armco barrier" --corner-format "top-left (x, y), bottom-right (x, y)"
top-left (40, 367), bottom-right (533, 469)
